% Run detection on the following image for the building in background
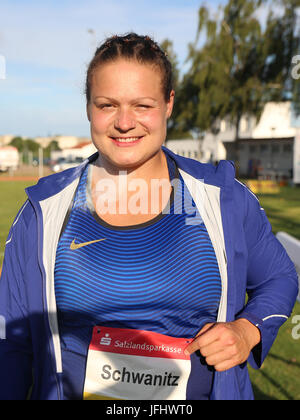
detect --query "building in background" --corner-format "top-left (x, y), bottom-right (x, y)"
top-left (166, 102), bottom-right (299, 183)
top-left (222, 102), bottom-right (296, 179)
top-left (165, 139), bottom-right (202, 161)
top-left (174, 101), bottom-right (297, 182)
top-left (51, 141), bottom-right (97, 162)
top-left (35, 136), bottom-right (91, 150)
top-left (50, 141), bottom-right (97, 172)
top-left (0, 135), bottom-right (15, 146)
top-left (0, 146), bottom-right (19, 171)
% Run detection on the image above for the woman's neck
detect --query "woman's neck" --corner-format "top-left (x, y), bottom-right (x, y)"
top-left (93, 148), bottom-right (169, 183)
top-left (90, 148), bottom-right (172, 226)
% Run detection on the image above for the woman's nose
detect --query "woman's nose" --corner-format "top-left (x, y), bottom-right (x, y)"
top-left (114, 108), bottom-right (136, 132)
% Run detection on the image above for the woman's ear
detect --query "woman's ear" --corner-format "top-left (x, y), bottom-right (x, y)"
top-left (166, 90), bottom-right (175, 119)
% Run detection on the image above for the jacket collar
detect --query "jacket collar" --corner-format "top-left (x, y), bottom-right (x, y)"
top-left (26, 148), bottom-right (235, 203)
top-left (25, 153), bottom-right (98, 203)
top-left (162, 147), bottom-right (235, 189)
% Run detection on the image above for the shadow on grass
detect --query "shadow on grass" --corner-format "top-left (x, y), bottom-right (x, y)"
top-left (253, 353), bottom-right (300, 401)
top-left (252, 382), bottom-right (277, 401)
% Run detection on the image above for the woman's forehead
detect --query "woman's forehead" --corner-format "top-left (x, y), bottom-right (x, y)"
top-left (92, 59), bottom-right (162, 80)
top-left (90, 59), bottom-right (164, 98)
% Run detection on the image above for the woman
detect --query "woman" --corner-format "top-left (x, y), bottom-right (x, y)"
top-left (0, 33), bottom-right (298, 400)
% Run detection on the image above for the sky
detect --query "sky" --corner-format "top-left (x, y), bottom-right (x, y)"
top-left (0, 0), bottom-right (262, 138)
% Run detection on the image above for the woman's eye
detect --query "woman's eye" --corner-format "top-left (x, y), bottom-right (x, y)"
top-left (98, 104), bottom-right (114, 110)
top-left (137, 104), bottom-right (151, 109)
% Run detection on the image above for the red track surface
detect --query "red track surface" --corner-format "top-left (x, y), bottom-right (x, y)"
top-left (0, 176), bottom-right (38, 182)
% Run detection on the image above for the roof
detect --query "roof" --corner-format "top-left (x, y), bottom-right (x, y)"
top-left (0, 145), bottom-right (18, 151)
top-left (236, 137), bottom-right (294, 143)
top-left (68, 142), bottom-right (92, 150)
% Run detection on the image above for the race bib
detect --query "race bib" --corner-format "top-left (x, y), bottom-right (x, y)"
top-left (83, 326), bottom-right (192, 400)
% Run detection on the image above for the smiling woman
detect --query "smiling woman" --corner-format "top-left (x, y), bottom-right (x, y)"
top-left (85, 34), bottom-right (175, 226)
top-left (0, 33), bottom-right (298, 401)
top-left (85, 35), bottom-right (174, 167)
top-left (87, 59), bottom-right (174, 175)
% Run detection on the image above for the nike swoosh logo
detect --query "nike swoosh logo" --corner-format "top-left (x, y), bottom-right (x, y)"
top-left (70, 238), bottom-right (107, 250)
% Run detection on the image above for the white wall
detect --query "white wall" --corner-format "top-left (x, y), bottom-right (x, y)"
top-left (51, 143), bottom-right (97, 161)
top-left (252, 102), bottom-right (296, 139)
top-left (165, 139), bottom-right (202, 160)
top-left (201, 101), bottom-right (296, 163)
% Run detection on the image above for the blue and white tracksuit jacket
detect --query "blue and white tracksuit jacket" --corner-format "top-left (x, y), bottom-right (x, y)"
top-left (0, 147), bottom-right (298, 400)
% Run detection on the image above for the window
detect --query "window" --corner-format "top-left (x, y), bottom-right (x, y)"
top-left (271, 144), bottom-right (280, 153)
top-left (260, 144), bottom-right (268, 153)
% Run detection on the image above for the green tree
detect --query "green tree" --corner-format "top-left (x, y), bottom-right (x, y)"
top-left (278, 0), bottom-right (300, 114)
top-left (10, 136), bottom-right (24, 152)
top-left (176, 0), bottom-right (300, 160)
top-left (43, 140), bottom-right (61, 159)
top-left (183, 0), bottom-right (267, 140)
top-left (160, 38), bottom-right (180, 91)
top-left (24, 139), bottom-right (39, 154)
top-left (159, 38), bottom-right (193, 140)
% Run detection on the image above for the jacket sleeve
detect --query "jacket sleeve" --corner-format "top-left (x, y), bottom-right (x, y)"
top-left (0, 201), bottom-right (33, 399)
top-left (236, 186), bottom-right (299, 369)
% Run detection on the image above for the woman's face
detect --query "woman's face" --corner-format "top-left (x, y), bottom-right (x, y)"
top-left (87, 59), bottom-right (174, 171)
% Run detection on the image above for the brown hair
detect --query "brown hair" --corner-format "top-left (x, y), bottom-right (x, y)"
top-left (85, 33), bottom-right (173, 103)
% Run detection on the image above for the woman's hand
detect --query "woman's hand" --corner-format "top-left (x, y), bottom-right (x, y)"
top-left (184, 319), bottom-right (261, 372)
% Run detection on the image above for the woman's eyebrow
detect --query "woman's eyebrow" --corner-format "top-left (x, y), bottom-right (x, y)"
top-left (94, 96), bottom-right (157, 102)
top-left (94, 96), bottom-right (116, 101)
top-left (133, 97), bottom-right (157, 102)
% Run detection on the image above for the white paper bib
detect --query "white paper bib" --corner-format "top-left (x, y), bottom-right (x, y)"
top-left (83, 326), bottom-right (192, 400)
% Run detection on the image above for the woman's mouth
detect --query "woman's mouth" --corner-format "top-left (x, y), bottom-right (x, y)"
top-left (110, 136), bottom-right (144, 146)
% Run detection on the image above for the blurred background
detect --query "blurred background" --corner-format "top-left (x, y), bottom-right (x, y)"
top-left (0, 0), bottom-right (300, 400)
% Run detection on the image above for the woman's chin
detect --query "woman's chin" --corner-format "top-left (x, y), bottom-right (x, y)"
top-left (99, 153), bottom-right (146, 172)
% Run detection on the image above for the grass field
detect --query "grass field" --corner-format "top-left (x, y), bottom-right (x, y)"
top-left (0, 180), bottom-right (32, 267)
top-left (257, 187), bottom-right (300, 240)
top-left (0, 178), bottom-right (299, 399)
top-left (250, 187), bottom-right (300, 399)
top-left (249, 302), bottom-right (300, 400)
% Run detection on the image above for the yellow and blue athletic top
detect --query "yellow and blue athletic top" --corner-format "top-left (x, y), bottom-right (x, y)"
top-left (54, 153), bottom-right (222, 400)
